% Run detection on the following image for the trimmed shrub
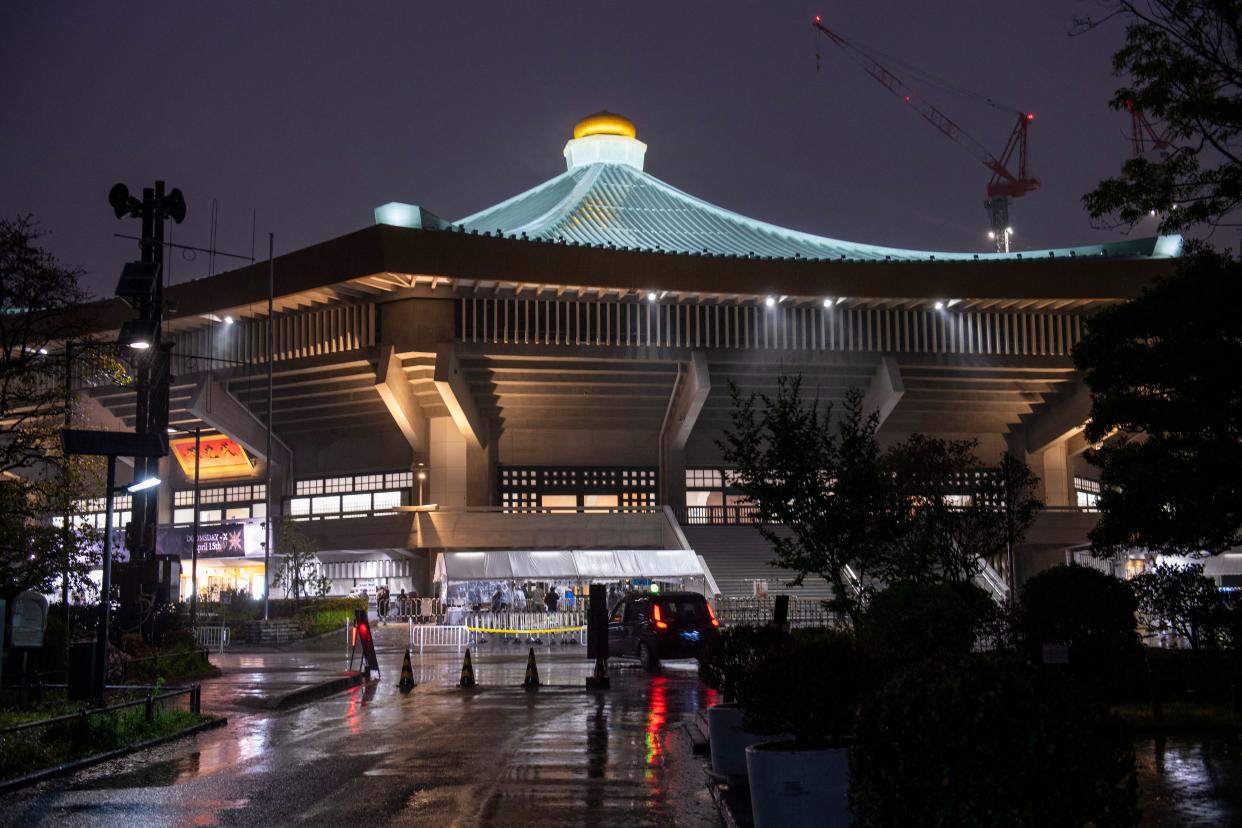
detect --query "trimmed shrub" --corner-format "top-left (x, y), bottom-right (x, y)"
top-left (1019, 564), bottom-right (1139, 699)
top-left (738, 627), bottom-right (861, 747)
top-left (857, 581), bottom-right (997, 675)
top-left (697, 624), bottom-right (784, 704)
top-left (851, 654), bottom-right (1139, 827)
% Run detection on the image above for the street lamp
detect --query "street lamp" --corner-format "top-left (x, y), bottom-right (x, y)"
top-left (60, 428), bottom-right (168, 703)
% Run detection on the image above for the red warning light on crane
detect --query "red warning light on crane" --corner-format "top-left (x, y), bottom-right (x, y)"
top-left (1026, 113), bottom-right (1035, 121)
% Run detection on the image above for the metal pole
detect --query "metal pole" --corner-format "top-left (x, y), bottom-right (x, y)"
top-left (263, 234), bottom-right (274, 621)
top-left (98, 456), bottom-right (116, 703)
top-left (191, 426), bottom-right (201, 626)
top-left (61, 342), bottom-right (74, 636)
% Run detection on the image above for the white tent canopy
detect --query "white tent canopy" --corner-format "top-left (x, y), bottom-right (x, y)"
top-left (434, 549), bottom-right (705, 583)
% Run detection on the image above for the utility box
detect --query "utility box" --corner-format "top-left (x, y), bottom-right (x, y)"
top-left (68, 641), bottom-right (96, 700)
top-left (10, 590), bottom-right (48, 649)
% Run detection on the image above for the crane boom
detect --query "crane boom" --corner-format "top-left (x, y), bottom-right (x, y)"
top-left (812, 16), bottom-right (1040, 251)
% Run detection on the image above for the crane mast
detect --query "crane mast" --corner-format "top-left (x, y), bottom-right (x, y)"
top-left (812, 16), bottom-right (1040, 252)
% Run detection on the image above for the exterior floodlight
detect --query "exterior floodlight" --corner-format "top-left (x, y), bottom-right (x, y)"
top-left (166, 427), bottom-right (178, 434)
top-left (417, 471), bottom-right (428, 481)
top-left (987, 230), bottom-right (996, 239)
top-left (119, 318), bottom-right (158, 351)
top-left (224, 315), bottom-right (235, 325)
top-left (947, 299), bottom-right (961, 308)
top-left (127, 476), bottom-right (161, 493)
top-left (764, 296), bottom-right (775, 308)
top-left (835, 297), bottom-right (846, 305)
top-left (1005, 227), bottom-right (1014, 235)
top-left (822, 298), bottom-right (833, 307)
top-left (934, 301), bottom-right (945, 310)
top-left (646, 291), bottom-right (658, 302)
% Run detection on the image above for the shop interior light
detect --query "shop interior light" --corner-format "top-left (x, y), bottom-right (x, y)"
top-left (127, 476), bottom-right (161, 493)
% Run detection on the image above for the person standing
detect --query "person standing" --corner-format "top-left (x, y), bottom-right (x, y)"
top-left (377, 584), bottom-right (390, 625)
top-left (397, 588), bottom-right (408, 618)
top-left (544, 585), bottom-right (559, 614)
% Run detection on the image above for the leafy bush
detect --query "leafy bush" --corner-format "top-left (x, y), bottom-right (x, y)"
top-left (737, 627), bottom-right (861, 748)
top-left (293, 597), bottom-right (366, 637)
top-left (1019, 564), bottom-right (1139, 699)
top-left (850, 654), bottom-right (1139, 827)
top-left (697, 624), bottom-right (784, 704)
top-left (857, 581), bottom-right (998, 676)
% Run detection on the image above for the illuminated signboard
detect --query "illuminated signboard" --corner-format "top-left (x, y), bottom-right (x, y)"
top-left (170, 434), bottom-right (253, 479)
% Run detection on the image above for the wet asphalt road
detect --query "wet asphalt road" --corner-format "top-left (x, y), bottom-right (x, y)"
top-left (1, 625), bottom-right (722, 827)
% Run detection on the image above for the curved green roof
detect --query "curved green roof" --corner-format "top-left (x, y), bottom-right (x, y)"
top-left (379, 159), bottom-right (1182, 262)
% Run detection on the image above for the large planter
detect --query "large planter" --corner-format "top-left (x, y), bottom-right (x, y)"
top-left (746, 740), bottom-right (851, 827)
top-left (708, 703), bottom-right (775, 783)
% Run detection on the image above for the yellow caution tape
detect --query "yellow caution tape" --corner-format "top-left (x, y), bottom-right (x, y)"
top-left (464, 625), bottom-right (587, 635)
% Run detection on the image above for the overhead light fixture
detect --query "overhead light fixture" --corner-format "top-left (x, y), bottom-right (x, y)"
top-left (119, 318), bottom-right (158, 351)
top-left (166, 427), bottom-right (178, 434)
top-left (987, 230), bottom-right (996, 239)
top-left (127, 476), bottom-right (161, 493)
top-left (822, 298), bottom-right (833, 308)
top-left (646, 291), bottom-right (658, 302)
top-left (223, 315), bottom-right (235, 325)
top-left (1005, 227), bottom-right (1014, 235)
top-left (835, 297), bottom-right (846, 305)
top-left (764, 296), bottom-right (776, 308)
top-left (934, 301), bottom-right (945, 310)
top-left (947, 299), bottom-right (961, 308)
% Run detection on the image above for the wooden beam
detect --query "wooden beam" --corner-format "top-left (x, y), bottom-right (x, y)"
top-left (374, 344), bottom-right (428, 452)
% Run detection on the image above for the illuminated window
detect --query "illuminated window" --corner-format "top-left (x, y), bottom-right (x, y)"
top-left (311, 496), bottom-right (340, 515)
top-left (372, 491), bottom-right (402, 512)
top-left (540, 495), bottom-right (578, 513)
top-left (342, 493), bottom-right (371, 513)
top-left (173, 508), bottom-right (194, 524)
top-left (225, 507), bottom-right (251, 520)
top-left (288, 498), bottom-right (311, 517)
top-left (582, 494), bottom-right (619, 513)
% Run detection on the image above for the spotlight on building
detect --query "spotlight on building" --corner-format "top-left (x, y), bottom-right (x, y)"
top-left (987, 231), bottom-right (996, 240)
top-left (646, 291), bottom-right (658, 302)
top-left (764, 296), bottom-right (776, 308)
top-left (223, 315), bottom-right (235, 325)
top-left (822, 298), bottom-right (833, 308)
top-left (934, 301), bottom-right (945, 310)
top-left (835, 297), bottom-right (846, 305)
top-left (947, 299), bottom-right (961, 308)
top-left (127, 476), bottom-right (162, 493)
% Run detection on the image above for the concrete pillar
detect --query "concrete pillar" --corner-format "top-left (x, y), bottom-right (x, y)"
top-left (664, 448), bottom-right (687, 509)
top-left (430, 417), bottom-right (467, 508)
top-left (466, 419), bottom-right (498, 507)
top-left (1040, 440), bottom-right (1072, 508)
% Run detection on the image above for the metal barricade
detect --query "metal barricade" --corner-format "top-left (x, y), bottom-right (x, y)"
top-left (193, 625), bottom-right (230, 654)
top-left (408, 620), bottom-right (470, 653)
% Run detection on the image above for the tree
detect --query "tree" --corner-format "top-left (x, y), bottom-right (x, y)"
top-left (1130, 561), bottom-right (1227, 654)
top-left (1077, 1), bottom-right (1242, 233)
top-left (718, 378), bottom-right (899, 622)
top-left (1072, 251), bottom-right (1242, 556)
top-left (879, 435), bottom-right (1042, 586)
top-left (271, 517), bottom-right (328, 604)
top-left (0, 217), bottom-right (106, 602)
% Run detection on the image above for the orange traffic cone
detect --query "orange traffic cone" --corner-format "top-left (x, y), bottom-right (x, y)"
top-left (458, 647), bottom-right (477, 688)
top-left (398, 649), bottom-right (416, 693)
top-left (523, 647), bottom-right (541, 690)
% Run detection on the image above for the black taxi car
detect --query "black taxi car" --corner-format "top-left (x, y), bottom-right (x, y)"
top-left (606, 591), bottom-right (719, 670)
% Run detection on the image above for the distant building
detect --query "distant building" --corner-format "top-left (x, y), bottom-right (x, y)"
top-left (71, 111), bottom-right (1192, 604)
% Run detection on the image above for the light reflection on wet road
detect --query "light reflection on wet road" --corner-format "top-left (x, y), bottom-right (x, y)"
top-left (1135, 734), bottom-right (1242, 827)
top-left (1, 626), bottom-right (720, 827)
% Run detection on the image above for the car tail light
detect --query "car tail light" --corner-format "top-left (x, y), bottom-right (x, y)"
top-left (706, 602), bottom-right (720, 627)
top-left (653, 604), bottom-right (668, 630)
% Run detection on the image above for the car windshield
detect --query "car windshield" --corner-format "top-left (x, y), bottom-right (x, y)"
top-left (655, 597), bottom-right (708, 622)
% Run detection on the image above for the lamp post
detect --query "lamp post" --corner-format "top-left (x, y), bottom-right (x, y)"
top-left (61, 429), bottom-right (167, 703)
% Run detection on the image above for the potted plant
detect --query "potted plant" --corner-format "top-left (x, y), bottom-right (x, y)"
top-left (698, 625), bottom-right (785, 784)
top-left (739, 628), bottom-right (860, 827)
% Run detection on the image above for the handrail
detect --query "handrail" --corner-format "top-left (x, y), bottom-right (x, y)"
top-left (0, 685), bottom-right (202, 736)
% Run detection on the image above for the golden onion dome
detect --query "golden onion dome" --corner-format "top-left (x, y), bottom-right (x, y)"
top-left (573, 111), bottom-right (637, 140)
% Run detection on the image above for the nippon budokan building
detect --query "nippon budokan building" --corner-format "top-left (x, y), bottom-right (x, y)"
top-left (74, 111), bottom-right (1233, 607)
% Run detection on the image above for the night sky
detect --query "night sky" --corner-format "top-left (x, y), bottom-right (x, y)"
top-left (2, 1), bottom-right (1156, 297)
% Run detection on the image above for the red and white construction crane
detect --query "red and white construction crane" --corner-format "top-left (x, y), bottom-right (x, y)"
top-left (812, 16), bottom-right (1040, 253)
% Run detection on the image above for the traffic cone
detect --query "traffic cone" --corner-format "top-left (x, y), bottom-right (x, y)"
top-left (523, 647), bottom-right (541, 690)
top-left (398, 649), bottom-right (416, 693)
top-left (458, 647), bottom-right (476, 688)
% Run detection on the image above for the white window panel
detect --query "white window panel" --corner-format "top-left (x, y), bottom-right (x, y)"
top-left (173, 508), bottom-right (194, 524)
top-left (342, 493), bottom-right (371, 513)
top-left (225, 507), bottom-right (251, 520)
top-left (372, 491), bottom-right (401, 512)
top-left (288, 498), bottom-right (310, 517)
top-left (312, 495), bottom-right (341, 515)
top-left (252, 502), bottom-right (267, 518)
top-left (199, 509), bottom-right (222, 523)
